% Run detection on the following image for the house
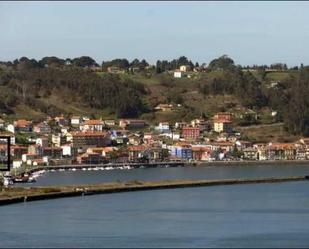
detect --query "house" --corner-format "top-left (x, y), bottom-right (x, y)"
top-left (6, 124), bottom-right (15, 133)
top-left (42, 147), bottom-right (63, 159)
top-left (159, 132), bottom-right (180, 141)
top-left (77, 152), bottom-right (103, 164)
top-left (0, 118), bottom-right (4, 129)
top-left (142, 145), bottom-right (168, 161)
top-left (71, 116), bottom-right (82, 127)
top-left (14, 119), bottom-right (32, 132)
top-left (81, 119), bottom-right (104, 132)
top-left (243, 147), bottom-right (259, 160)
top-left (54, 115), bottom-right (69, 127)
top-left (175, 122), bottom-right (188, 129)
top-left (182, 127), bottom-right (200, 140)
top-left (61, 144), bottom-right (75, 157)
top-left (36, 137), bottom-right (49, 147)
top-left (191, 119), bottom-right (211, 131)
top-left (191, 145), bottom-right (212, 161)
top-left (128, 145), bottom-right (147, 161)
top-left (298, 138), bottom-right (309, 159)
top-left (170, 144), bottom-right (192, 160)
top-left (0, 131), bottom-right (15, 145)
top-left (72, 131), bottom-right (111, 152)
top-left (235, 140), bottom-right (253, 150)
top-left (52, 133), bottom-right (66, 147)
top-left (11, 145), bottom-right (28, 159)
top-left (174, 70), bottom-right (183, 78)
top-left (266, 143), bottom-right (296, 160)
top-left (33, 122), bottom-right (51, 134)
top-left (104, 120), bottom-right (116, 127)
top-left (214, 112), bottom-right (233, 121)
top-left (213, 118), bottom-right (233, 133)
top-left (107, 66), bottom-right (123, 74)
top-left (179, 65), bottom-right (191, 72)
top-left (155, 122), bottom-right (170, 133)
top-left (119, 119), bottom-right (146, 129)
top-left (154, 104), bottom-right (173, 112)
top-left (128, 134), bottom-right (142, 145)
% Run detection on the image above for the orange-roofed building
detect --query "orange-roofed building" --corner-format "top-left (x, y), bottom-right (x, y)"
top-left (81, 119), bottom-right (104, 132)
top-left (128, 145), bottom-right (147, 161)
top-left (191, 146), bottom-right (212, 161)
top-left (266, 143), bottom-right (296, 160)
top-left (72, 131), bottom-right (111, 151)
top-left (14, 119), bottom-right (33, 132)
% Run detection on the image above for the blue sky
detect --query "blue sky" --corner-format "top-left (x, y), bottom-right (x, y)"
top-left (1, 1), bottom-right (309, 66)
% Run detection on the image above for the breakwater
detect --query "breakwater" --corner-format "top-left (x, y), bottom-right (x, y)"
top-left (0, 175), bottom-right (308, 206)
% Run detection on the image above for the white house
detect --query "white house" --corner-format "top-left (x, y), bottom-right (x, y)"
top-left (61, 144), bottom-right (72, 157)
top-left (155, 122), bottom-right (170, 132)
top-left (71, 116), bottom-right (81, 126)
top-left (0, 118), bottom-right (4, 129)
top-left (6, 124), bottom-right (15, 134)
top-left (174, 70), bottom-right (183, 78)
top-left (80, 120), bottom-right (104, 132)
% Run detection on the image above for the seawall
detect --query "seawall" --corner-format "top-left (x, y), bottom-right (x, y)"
top-left (0, 176), bottom-right (308, 206)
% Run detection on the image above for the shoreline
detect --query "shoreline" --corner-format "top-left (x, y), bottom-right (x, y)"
top-left (13, 159), bottom-right (309, 174)
top-left (189, 159), bottom-right (309, 167)
top-left (0, 176), bottom-right (308, 207)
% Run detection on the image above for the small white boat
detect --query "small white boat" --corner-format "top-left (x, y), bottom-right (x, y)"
top-left (82, 168), bottom-right (87, 171)
top-left (72, 168), bottom-right (76, 171)
top-left (3, 176), bottom-right (14, 186)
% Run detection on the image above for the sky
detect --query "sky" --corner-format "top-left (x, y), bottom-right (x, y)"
top-left (1, 1), bottom-right (309, 66)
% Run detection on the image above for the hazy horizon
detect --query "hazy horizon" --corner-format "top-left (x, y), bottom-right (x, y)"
top-left (1, 1), bottom-right (309, 66)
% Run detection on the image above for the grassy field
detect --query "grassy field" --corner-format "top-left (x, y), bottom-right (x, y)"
top-left (237, 123), bottom-right (300, 143)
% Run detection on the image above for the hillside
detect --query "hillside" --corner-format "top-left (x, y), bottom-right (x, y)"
top-left (1, 55), bottom-right (309, 140)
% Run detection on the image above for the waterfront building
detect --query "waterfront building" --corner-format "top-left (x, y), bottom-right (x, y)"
top-left (170, 144), bottom-right (192, 160)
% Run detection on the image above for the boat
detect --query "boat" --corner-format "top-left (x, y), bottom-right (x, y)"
top-left (13, 175), bottom-right (31, 183)
top-left (3, 175), bottom-right (14, 186)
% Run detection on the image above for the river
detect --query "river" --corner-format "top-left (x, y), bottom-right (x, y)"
top-left (1, 164), bottom-right (309, 247)
top-left (1, 181), bottom-right (309, 247)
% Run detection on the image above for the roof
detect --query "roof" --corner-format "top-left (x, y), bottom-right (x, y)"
top-left (72, 131), bottom-right (108, 137)
top-left (191, 146), bottom-right (211, 152)
top-left (128, 145), bottom-right (147, 151)
top-left (84, 120), bottom-right (104, 125)
top-left (267, 143), bottom-right (295, 150)
top-left (15, 119), bottom-right (32, 127)
top-left (182, 126), bottom-right (200, 130)
top-left (213, 118), bottom-right (232, 123)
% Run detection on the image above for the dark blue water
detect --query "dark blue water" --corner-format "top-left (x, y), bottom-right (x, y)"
top-left (1, 181), bottom-right (309, 247)
top-left (25, 164), bottom-right (309, 187)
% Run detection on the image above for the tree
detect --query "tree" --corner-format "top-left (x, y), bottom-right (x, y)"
top-left (208, 55), bottom-right (235, 70)
top-left (72, 56), bottom-right (98, 67)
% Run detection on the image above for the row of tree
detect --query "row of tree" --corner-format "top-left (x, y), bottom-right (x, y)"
top-left (0, 55), bottom-right (305, 73)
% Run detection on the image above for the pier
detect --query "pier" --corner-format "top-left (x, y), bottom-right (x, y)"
top-left (0, 176), bottom-right (308, 206)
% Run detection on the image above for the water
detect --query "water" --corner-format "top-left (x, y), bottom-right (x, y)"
top-left (22, 163), bottom-right (309, 187)
top-left (1, 181), bottom-right (309, 247)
